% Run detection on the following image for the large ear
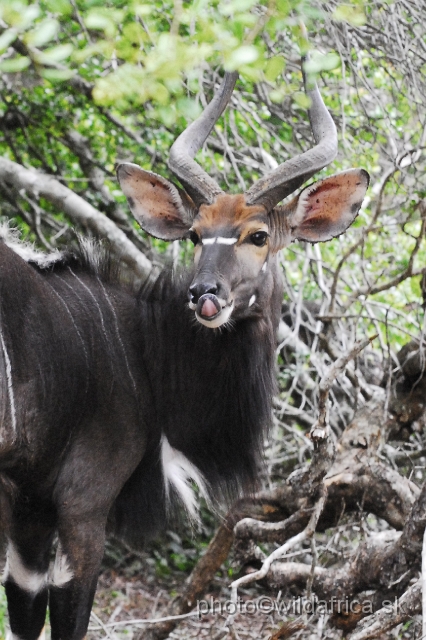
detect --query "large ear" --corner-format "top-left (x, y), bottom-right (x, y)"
top-left (270, 169), bottom-right (369, 248)
top-left (116, 162), bottom-right (195, 241)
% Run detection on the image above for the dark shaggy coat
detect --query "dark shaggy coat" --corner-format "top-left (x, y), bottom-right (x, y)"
top-left (0, 239), bottom-right (280, 547)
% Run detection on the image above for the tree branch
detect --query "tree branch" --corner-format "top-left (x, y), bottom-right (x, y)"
top-left (0, 157), bottom-right (152, 279)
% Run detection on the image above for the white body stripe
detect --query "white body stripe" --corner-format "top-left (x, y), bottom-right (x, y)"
top-left (161, 436), bottom-right (208, 520)
top-left (4, 542), bottom-right (47, 593)
top-left (98, 279), bottom-right (137, 393)
top-left (68, 268), bottom-right (109, 343)
top-left (50, 279), bottom-right (90, 371)
top-left (0, 329), bottom-right (16, 434)
top-left (249, 295), bottom-right (256, 307)
top-left (50, 544), bottom-right (73, 587)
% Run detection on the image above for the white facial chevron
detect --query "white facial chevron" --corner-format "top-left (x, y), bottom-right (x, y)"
top-left (202, 237), bottom-right (238, 246)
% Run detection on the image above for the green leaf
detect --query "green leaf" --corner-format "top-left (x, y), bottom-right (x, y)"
top-left (43, 0), bottom-right (72, 15)
top-left (276, 0), bottom-right (291, 15)
top-left (34, 43), bottom-right (73, 64)
top-left (333, 4), bottom-right (366, 26)
top-left (3, 4), bottom-right (40, 29)
top-left (25, 19), bottom-right (59, 47)
top-left (85, 9), bottom-right (123, 38)
top-left (269, 87), bottom-right (286, 103)
top-left (40, 68), bottom-right (76, 81)
top-left (220, 0), bottom-right (257, 16)
top-left (239, 64), bottom-right (261, 82)
top-left (0, 28), bottom-right (18, 53)
top-left (0, 55), bottom-right (30, 72)
top-left (293, 91), bottom-right (311, 109)
top-left (121, 22), bottom-right (147, 45)
top-left (226, 45), bottom-right (259, 70)
top-left (85, 13), bottom-right (116, 37)
top-left (304, 52), bottom-right (340, 74)
top-left (156, 105), bottom-right (176, 127)
top-left (72, 41), bottom-right (112, 63)
top-left (133, 3), bottom-right (153, 17)
top-left (176, 97), bottom-right (202, 121)
top-left (265, 55), bottom-right (285, 82)
top-left (149, 81), bottom-right (169, 105)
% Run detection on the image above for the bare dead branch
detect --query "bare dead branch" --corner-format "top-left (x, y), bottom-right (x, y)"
top-left (228, 489), bottom-right (327, 621)
top-left (311, 336), bottom-right (376, 442)
top-left (0, 157), bottom-right (152, 279)
top-left (347, 580), bottom-right (421, 640)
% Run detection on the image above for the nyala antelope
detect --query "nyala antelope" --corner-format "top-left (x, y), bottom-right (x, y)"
top-left (0, 67), bottom-right (368, 639)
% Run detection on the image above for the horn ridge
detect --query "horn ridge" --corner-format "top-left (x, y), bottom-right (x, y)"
top-left (244, 60), bottom-right (338, 212)
top-left (168, 71), bottom-right (239, 207)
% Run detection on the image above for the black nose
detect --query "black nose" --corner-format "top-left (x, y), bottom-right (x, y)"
top-left (189, 282), bottom-right (218, 304)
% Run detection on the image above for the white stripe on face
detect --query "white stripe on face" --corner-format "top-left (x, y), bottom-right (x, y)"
top-left (249, 295), bottom-right (256, 307)
top-left (4, 542), bottom-right (47, 593)
top-left (216, 237), bottom-right (238, 245)
top-left (201, 237), bottom-right (238, 245)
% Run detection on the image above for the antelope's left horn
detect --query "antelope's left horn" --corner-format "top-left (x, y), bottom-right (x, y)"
top-left (244, 60), bottom-right (338, 212)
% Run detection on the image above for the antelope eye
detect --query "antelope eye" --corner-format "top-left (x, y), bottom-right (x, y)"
top-left (250, 231), bottom-right (268, 247)
top-left (189, 230), bottom-right (200, 246)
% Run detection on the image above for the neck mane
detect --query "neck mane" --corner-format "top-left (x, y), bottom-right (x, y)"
top-left (140, 270), bottom-right (278, 496)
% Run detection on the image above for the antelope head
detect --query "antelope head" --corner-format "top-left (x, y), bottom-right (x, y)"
top-left (117, 68), bottom-right (369, 329)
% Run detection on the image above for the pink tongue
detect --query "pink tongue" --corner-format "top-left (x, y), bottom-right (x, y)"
top-left (201, 298), bottom-right (218, 318)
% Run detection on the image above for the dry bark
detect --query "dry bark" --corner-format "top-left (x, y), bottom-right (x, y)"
top-left (0, 157), bottom-right (152, 279)
top-left (140, 335), bottom-right (426, 640)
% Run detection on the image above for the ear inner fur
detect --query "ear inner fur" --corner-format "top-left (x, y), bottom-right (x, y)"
top-left (269, 169), bottom-right (370, 248)
top-left (116, 163), bottom-right (193, 240)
